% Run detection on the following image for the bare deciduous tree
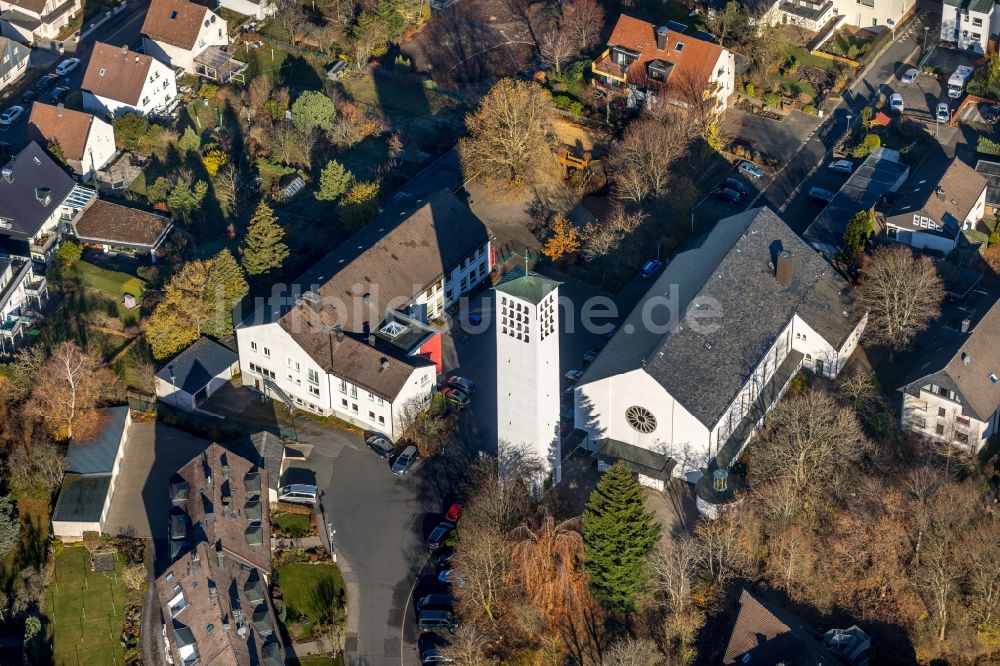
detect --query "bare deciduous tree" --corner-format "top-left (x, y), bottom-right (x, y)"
top-left (215, 162), bottom-right (243, 215)
top-left (649, 535), bottom-right (701, 615)
top-left (607, 116), bottom-right (692, 201)
top-left (459, 79), bottom-right (555, 192)
top-left (603, 637), bottom-right (665, 666)
top-left (441, 626), bottom-right (495, 665)
top-left (581, 206), bottom-right (646, 261)
top-left (538, 27), bottom-right (578, 77)
top-left (453, 524), bottom-right (512, 628)
top-left (858, 245), bottom-right (944, 355)
top-left (562, 0), bottom-right (604, 50)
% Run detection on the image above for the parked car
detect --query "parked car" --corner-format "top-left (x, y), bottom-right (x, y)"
top-left (35, 74), bottom-right (58, 91)
top-left (441, 387), bottom-right (470, 410)
top-left (437, 568), bottom-right (465, 586)
top-left (710, 187), bottom-right (741, 204)
top-left (18, 90), bottom-right (36, 105)
top-left (889, 93), bottom-right (904, 113)
top-left (277, 484), bottom-right (317, 505)
top-left (828, 159), bottom-right (854, 174)
top-left (447, 376), bottom-right (475, 394)
top-left (444, 501), bottom-right (463, 523)
top-left (366, 434), bottom-right (394, 459)
top-left (435, 548), bottom-right (454, 566)
top-left (50, 86), bottom-right (71, 103)
top-left (737, 161), bottom-right (764, 179)
top-left (723, 177), bottom-right (750, 196)
top-left (900, 68), bottom-right (918, 84)
top-left (639, 259), bottom-right (662, 278)
top-left (416, 609), bottom-right (459, 631)
top-left (391, 445), bottom-right (418, 476)
top-left (419, 633), bottom-right (454, 664)
top-left (936, 102), bottom-right (951, 123)
top-left (55, 57), bottom-right (80, 75)
top-left (807, 187), bottom-right (834, 203)
top-left (583, 348), bottom-right (600, 364)
top-left (565, 369), bottom-right (584, 383)
top-left (426, 521), bottom-right (454, 551)
top-left (0, 106), bottom-right (24, 126)
top-left (979, 103), bottom-right (1000, 123)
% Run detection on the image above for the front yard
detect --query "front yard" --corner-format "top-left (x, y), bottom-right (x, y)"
top-left (275, 561), bottom-right (345, 641)
top-left (66, 261), bottom-right (145, 324)
top-left (44, 545), bottom-right (127, 666)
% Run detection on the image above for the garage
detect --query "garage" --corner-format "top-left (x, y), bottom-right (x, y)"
top-left (155, 337), bottom-right (239, 412)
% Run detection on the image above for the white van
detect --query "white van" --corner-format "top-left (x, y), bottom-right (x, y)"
top-left (278, 484), bottom-right (317, 505)
top-left (948, 65), bottom-right (974, 99)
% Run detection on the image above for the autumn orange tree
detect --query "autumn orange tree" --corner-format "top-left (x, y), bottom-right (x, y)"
top-left (542, 213), bottom-right (580, 261)
top-left (25, 341), bottom-right (121, 441)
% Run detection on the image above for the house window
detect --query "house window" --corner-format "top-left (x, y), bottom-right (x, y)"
top-left (142, 96), bottom-right (150, 105)
top-left (369, 410), bottom-right (375, 419)
top-left (378, 415), bottom-right (385, 424)
top-left (308, 369), bottom-right (319, 384)
top-left (936, 424), bottom-right (945, 435)
top-left (938, 407), bottom-right (946, 417)
top-left (250, 341), bottom-right (258, 352)
top-left (341, 398), bottom-right (348, 407)
top-left (350, 385), bottom-right (357, 398)
top-left (352, 403), bottom-right (358, 413)
top-left (339, 379), bottom-right (347, 393)
top-left (309, 385), bottom-right (320, 397)
top-left (263, 347), bottom-right (271, 358)
top-left (973, 17), bottom-right (983, 26)
top-left (955, 432), bottom-right (969, 444)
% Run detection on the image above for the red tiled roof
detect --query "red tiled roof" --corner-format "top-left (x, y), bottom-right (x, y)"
top-left (27, 102), bottom-right (97, 162)
top-left (603, 14), bottom-right (727, 100)
top-left (82, 42), bottom-right (155, 106)
top-left (142, 0), bottom-right (211, 50)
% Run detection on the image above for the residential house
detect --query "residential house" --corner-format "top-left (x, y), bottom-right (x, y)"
top-left (27, 102), bottom-right (116, 180)
top-left (804, 147), bottom-right (910, 256)
top-left (81, 42), bottom-right (178, 118)
top-left (833, 0), bottom-right (914, 29)
top-left (0, 256), bottom-right (46, 351)
top-left (70, 199), bottom-right (174, 262)
top-left (156, 337), bottom-right (239, 411)
top-left (724, 589), bottom-right (871, 665)
top-left (574, 207), bottom-right (866, 492)
top-left (899, 298), bottom-right (1000, 454)
top-left (974, 159), bottom-right (1000, 216)
top-left (236, 188), bottom-right (494, 439)
top-left (940, 0), bottom-right (999, 53)
top-left (770, 0), bottom-right (837, 31)
top-left (0, 141), bottom-right (95, 262)
top-left (881, 157), bottom-right (986, 253)
top-left (0, 0), bottom-right (81, 43)
top-left (51, 407), bottom-right (131, 540)
top-left (592, 14), bottom-right (736, 112)
top-left (0, 36), bottom-right (28, 93)
top-left (141, 0), bottom-right (245, 83)
top-left (217, 0), bottom-right (275, 19)
top-left (156, 442), bottom-right (285, 666)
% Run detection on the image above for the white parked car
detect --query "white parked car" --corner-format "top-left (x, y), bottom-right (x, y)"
top-left (889, 93), bottom-right (904, 113)
top-left (55, 58), bottom-right (80, 76)
top-left (935, 102), bottom-right (950, 123)
top-left (828, 159), bottom-right (854, 174)
top-left (0, 105), bottom-right (24, 125)
top-left (900, 68), bottom-right (918, 84)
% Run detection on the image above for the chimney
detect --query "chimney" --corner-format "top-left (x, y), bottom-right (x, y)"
top-left (961, 317), bottom-right (971, 333)
top-left (56, 103), bottom-right (64, 118)
top-left (775, 250), bottom-right (793, 286)
top-left (656, 25), bottom-right (668, 50)
top-left (334, 325), bottom-right (344, 341)
top-left (936, 186), bottom-right (945, 201)
top-left (121, 44), bottom-right (127, 55)
top-left (35, 187), bottom-right (51, 206)
top-left (962, 352), bottom-right (971, 366)
top-left (379, 358), bottom-right (389, 373)
top-left (368, 333), bottom-right (376, 346)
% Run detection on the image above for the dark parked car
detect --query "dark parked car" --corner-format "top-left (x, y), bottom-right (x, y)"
top-left (435, 548), bottom-right (454, 566)
top-left (19, 90), bottom-right (37, 105)
top-left (710, 187), bottom-right (741, 204)
top-left (35, 74), bottom-right (59, 91)
top-left (723, 177), bottom-right (750, 196)
top-left (416, 609), bottom-right (459, 631)
top-left (807, 187), bottom-right (834, 203)
top-left (366, 435), bottom-right (394, 459)
top-left (391, 445), bottom-right (418, 476)
top-left (441, 387), bottom-right (469, 409)
top-left (426, 521), bottom-right (454, 551)
top-left (639, 259), bottom-right (662, 278)
top-left (980, 103), bottom-right (1000, 123)
top-left (419, 633), bottom-right (454, 664)
top-left (416, 594), bottom-right (456, 611)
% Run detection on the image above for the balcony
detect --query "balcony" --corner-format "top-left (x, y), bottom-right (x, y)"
top-left (591, 50), bottom-right (628, 83)
top-left (29, 233), bottom-right (57, 258)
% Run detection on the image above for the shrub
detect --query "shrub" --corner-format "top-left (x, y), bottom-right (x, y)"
top-left (978, 135), bottom-right (1000, 156)
top-left (55, 240), bottom-right (82, 272)
top-left (852, 133), bottom-right (881, 158)
top-left (338, 181), bottom-right (380, 231)
top-left (803, 105), bottom-right (814, 114)
top-left (113, 113), bottom-right (148, 150)
top-left (553, 94), bottom-right (584, 115)
top-left (198, 83), bottom-right (220, 99)
top-left (744, 82), bottom-right (756, 97)
top-left (763, 92), bottom-right (780, 108)
top-left (989, 231), bottom-right (1000, 246)
top-left (201, 146), bottom-right (229, 177)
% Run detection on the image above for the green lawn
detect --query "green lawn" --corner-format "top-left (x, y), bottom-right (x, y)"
top-left (787, 46), bottom-right (850, 75)
top-left (44, 546), bottom-right (127, 666)
top-left (67, 261), bottom-right (145, 323)
top-left (274, 513), bottom-right (312, 536)
top-left (299, 657), bottom-right (345, 666)
top-left (276, 562), bottom-right (345, 624)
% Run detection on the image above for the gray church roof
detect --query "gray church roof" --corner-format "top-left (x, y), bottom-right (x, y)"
top-left (494, 267), bottom-right (560, 305)
top-left (581, 207), bottom-right (863, 429)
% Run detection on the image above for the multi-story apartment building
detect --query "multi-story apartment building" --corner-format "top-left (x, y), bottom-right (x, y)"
top-left (81, 42), bottom-right (179, 118)
top-left (900, 299), bottom-right (1000, 455)
top-left (236, 189), bottom-right (494, 439)
top-left (940, 0), bottom-right (999, 53)
top-left (0, 141), bottom-right (95, 263)
top-left (591, 14), bottom-right (736, 112)
top-left (495, 269), bottom-right (562, 485)
top-left (574, 207), bottom-right (867, 490)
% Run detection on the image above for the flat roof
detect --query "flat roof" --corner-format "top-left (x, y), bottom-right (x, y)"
top-left (52, 474), bottom-right (111, 523)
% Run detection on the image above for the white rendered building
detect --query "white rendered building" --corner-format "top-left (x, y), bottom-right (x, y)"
top-left (81, 42), bottom-right (178, 118)
top-left (574, 208), bottom-right (867, 491)
top-left (495, 269), bottom-right (562, 485)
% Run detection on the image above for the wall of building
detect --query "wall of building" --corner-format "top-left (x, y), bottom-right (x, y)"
top-left (77, 117), bottom-right (116, 178)
top-left (901, 388), bottom-right (991, 453)
top-left (83, 58), bottom-right (177, 119)
top-left (710, 50), bottom-right (736, 112)
top-left (142, 38), bottom-right (196, 74)
top-left (0, 51), bottom-right (27, 92)
top-left (52, 518), bottom-right (102, 540)
top-left (791, 312), bottom-right (865, 378)
top-left (941, 4), bottom-right (991, 52)
top-left (217, 0), bottom-right (274, 19)
top-left (831, 0), bottom-right (913, 28)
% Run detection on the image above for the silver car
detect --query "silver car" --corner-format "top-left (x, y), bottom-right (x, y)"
top-left (391, 445), bottom-right (418, 476)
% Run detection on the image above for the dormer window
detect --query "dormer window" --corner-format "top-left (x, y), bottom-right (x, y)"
top-left (99, 67), bottom-right (105, 76)
top-left (169, 9), bottom-right (177, 18)
top-left (675, 42), bottom-right (684, 52)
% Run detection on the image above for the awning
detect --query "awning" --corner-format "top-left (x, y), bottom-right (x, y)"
top-left (596, 439), bottom-right (675, 481)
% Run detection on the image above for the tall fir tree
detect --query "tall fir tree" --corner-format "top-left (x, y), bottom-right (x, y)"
top-left (315, 159), bottom-right (353, 201)
top-left (204, 248), bottom-right (248, 337)
top-left (241, 201), bottom-right (289, 276)
top-left (582, 461), bottom-right (660, 613)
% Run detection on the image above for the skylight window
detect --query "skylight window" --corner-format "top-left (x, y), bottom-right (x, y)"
top-left (675, 42), bottom-right (684, 52)
top-left (990, 373), bottom-right (998, 385)
top-left (380, 321), bottom-right (407, 338)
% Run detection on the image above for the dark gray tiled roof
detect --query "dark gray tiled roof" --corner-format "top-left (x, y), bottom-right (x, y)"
top-left (156, 337), bottom-right (237, 394)
top-left (0, 142), bottom-right (76, 239)
top-left (0, 37), bottom-right (28, 82)
top-left (884, 157), bottom-right (986, 239)
top-left (52, 474), bottom-right (111, 522)
top-left (65, 406), bottom-right (129, 474)
top-left (227, 432), bottom-right (285, 492)
top-left (582, 208), bottom-right (862, 429)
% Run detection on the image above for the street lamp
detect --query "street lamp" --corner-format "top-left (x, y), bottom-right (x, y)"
top-left (924, 26), bottom-right (930, 56)
top-left (168, 364), bottom-right (176, 408)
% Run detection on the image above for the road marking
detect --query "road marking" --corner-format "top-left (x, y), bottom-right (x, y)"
top-left (401, 552), bottom-right (433, 666)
